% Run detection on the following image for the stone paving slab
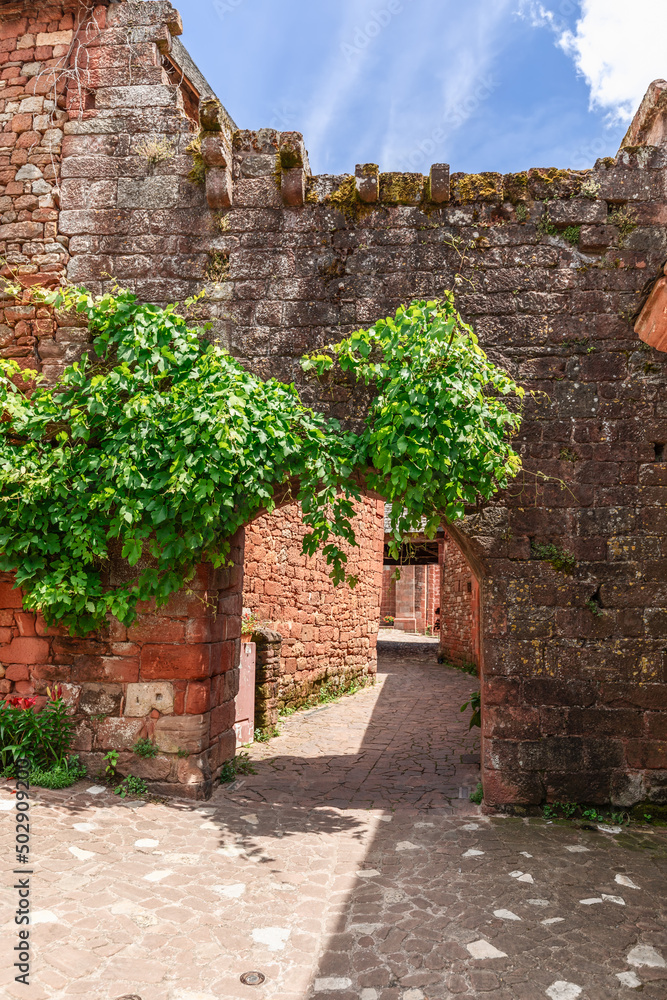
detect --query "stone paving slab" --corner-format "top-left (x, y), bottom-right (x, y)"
top-left (0, 656), bottom-right (665, 999)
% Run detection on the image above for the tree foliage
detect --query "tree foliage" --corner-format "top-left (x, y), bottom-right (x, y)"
top-left (0, 289), bottom-right (523, 634)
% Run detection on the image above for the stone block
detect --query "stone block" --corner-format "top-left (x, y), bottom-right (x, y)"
top-left (239, 154), bottom-right (277, 178)
top-left (428, 163), bottom-right (450, 203)
top-left (547, 198), bottom-right (606, 224)
top-left (117, 175), bottom-right (180, 210)
top-left (72, 655), bottom-right (139, 684)
top-left (154, 713), bottom-right (209, 753)
top-left (210, 729), bottom-right (236, 772)
top-left (0, 636), bottom-right (50, 664)
top-left (355, 163), bottom-right (378, 203)
top-left (281, 167), bottom-right (305, 207)
top-left (35, 31), bottom-right (73, 47)
top-left (95, 85), bottom-right (181, 110)
top-left (116, 752), bottom-right (173, 781)
top-left (78, 683), bottom-right (124, 717)
top-left (176, 752), bottom-right (212, 785)
top-left (125, 681), bottom-right (174, 717)
top-left (140, 644), bottom-right (212, 681)
top-left (200, 133), bottom-right (229, 168)
top-left (185, 680), bottom-right (211, 714)
top-left (0, 581), bottom-right (23, 608)
top-left (127, 616), bottom-right (185, 643)
top-left (94, 717), bottom-right (144, 751)
top-left (206, 166), bottom-right (233, 209)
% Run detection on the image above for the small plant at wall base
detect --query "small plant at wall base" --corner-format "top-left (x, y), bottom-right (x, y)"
top-left (278, 674), bottom-right (374, 718)
top-left (253, 725), bottom-right (279, 743)
top-left (115, 775), bottom-right (148, 798)
top-left (0, 289), bottom-right (523, 635)
top-left (469, 782), bottom-right (483, 804)
top-left (0, 688), bottom-right (85, 787)
top-left (543, 801), bottom-right (629, 826)
top-left (102, 750), bottom-right (119, 782)
top-left (220, 751), bottom-right (257, 783)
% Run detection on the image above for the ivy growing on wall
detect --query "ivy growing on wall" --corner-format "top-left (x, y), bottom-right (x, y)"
top-left (0, 289), bottom-right (523, 635)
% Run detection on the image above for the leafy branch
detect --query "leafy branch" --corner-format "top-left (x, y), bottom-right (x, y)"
top-left (0, 289), bottom-right (524, 634)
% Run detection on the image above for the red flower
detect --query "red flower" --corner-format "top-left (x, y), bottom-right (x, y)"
top-left (3, 696), bottom-right (37, 710)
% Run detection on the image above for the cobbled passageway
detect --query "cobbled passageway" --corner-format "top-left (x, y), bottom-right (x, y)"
top-left (0, 652), bottom-right (666, 1000)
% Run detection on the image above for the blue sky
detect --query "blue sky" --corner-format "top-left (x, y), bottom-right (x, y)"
top-left (180, 0), bottom-right (666, 177)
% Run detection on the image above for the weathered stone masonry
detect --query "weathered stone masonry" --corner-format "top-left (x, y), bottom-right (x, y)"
top-left (2, 0), bottom-right (667, 807)
top-left (243, 498), bottom-right (384, 712)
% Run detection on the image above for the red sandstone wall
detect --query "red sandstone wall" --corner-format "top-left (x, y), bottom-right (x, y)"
top-left (384, 560), bottom-right (439, 634)
top-left (439, 533), bottom-right (479, 669)
top-left (0, 536), bottom-right (244, 798)
top-left (0, 0), bottom-right (120, 377)
top-left (243, 499), bottom-right (384, 707)
top-left (380, 566), bottom-right (396, 622)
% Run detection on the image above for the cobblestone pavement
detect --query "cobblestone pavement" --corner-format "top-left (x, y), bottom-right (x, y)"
top-left (0, 653), bottom-right (666, 1000)
top-left (376, 629), bottom-right (439, 645)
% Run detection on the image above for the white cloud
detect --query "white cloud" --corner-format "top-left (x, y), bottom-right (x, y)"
top-left (522, 0), bottom-right (667, 123)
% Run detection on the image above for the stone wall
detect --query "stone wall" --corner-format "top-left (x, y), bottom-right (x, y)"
top-left (0, 532), bottom-right (243, 798)
top-left (243, 498), bottom-right (384, 710)
top-left (2, 0), bottom-right (667, 807)
top-left (380, 566), bottom-right (396, 623)
top-left (439, 534), bottom-right (479, 669)
top-left (0, 0), bottom-right (88, 381)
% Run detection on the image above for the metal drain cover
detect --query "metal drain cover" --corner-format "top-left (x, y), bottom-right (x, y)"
top-left (240, 971), bottom-right (266, 986)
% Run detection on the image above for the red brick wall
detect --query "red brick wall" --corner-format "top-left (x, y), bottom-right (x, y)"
top-left (426, 563), bottom-right (439, 633)
top-left (380, 566), bottom-right (396, 622)
top-left (439, 533), bottom-right (479, 669)
top-left (0, 533), bottom-right (244, 799)
top-left (243, 499), bottom-right (384, 708)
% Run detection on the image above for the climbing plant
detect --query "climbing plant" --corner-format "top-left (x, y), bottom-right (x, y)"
top-left (0, 289), bottom-right (523, 635)
top-left (302, 295), bottom-right (524, 555)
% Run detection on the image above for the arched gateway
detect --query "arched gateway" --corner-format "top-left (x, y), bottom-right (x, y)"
top-left (1, 0), bottom-right (667, 808)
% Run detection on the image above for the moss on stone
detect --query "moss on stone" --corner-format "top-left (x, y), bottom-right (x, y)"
top-left (280, 147), bottom-right (303, 171)
top-left (528, 167), bottom-right (581, 200)
top-left (323, 175), bottom-right (374, 222)
top-left (450, 172), bottom-right (503, 204)
top-left (379, 172), bottom-right (425, 205)
top-left (503, 171), bottom-right (529, 203)
top-left (186, 134), bottom-right (206, 187)
top-left (629, 802), bottom-right (667, 825)
top-left (305, 178), bottom-right (319, 205)
top-left (359, 163), bottom-right (378, 177)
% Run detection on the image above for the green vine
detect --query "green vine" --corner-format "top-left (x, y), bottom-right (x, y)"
top-left (0, 290), bottom-right (523, 634)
